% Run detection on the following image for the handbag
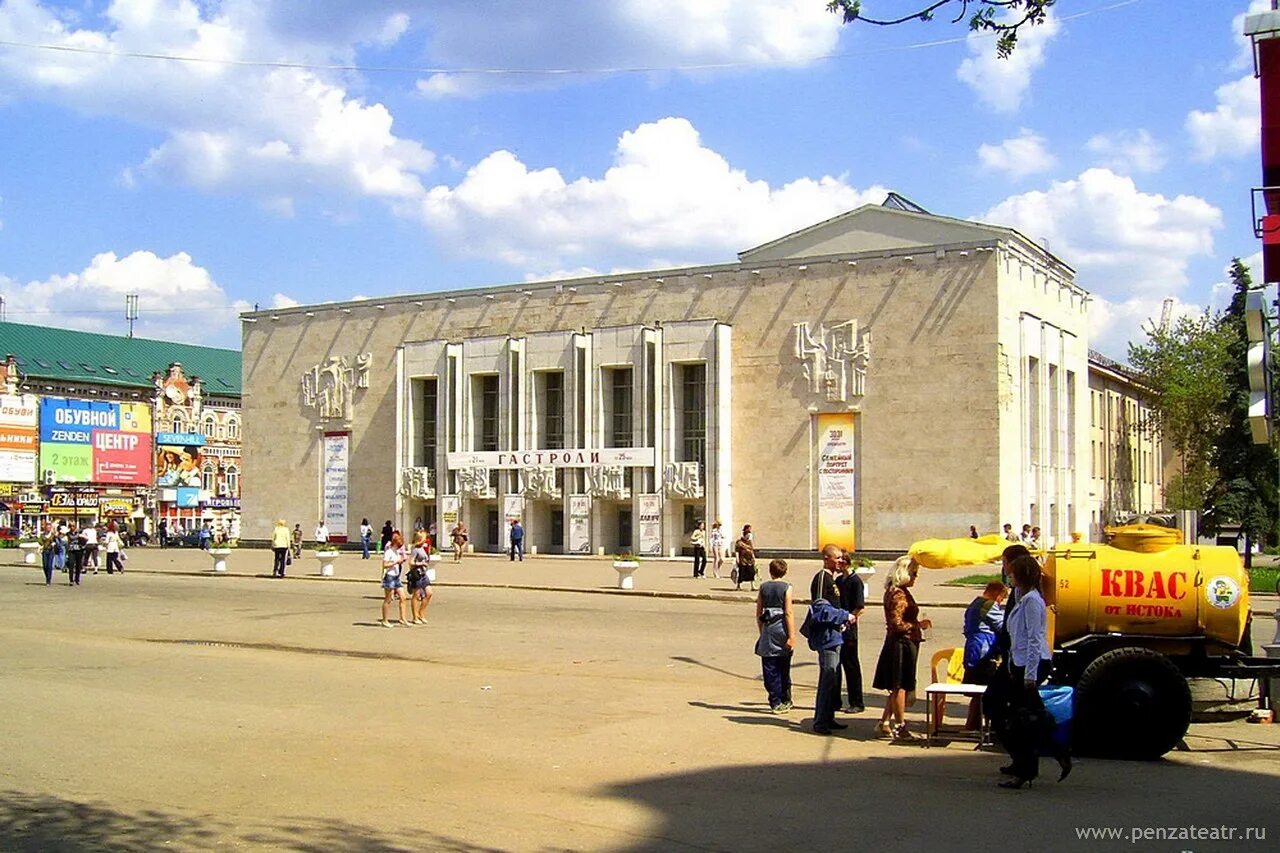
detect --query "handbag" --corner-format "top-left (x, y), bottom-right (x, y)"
top-left (798, 608), bottom-right (814, 639)
top-left (425, 567), bottom-right (437, 583)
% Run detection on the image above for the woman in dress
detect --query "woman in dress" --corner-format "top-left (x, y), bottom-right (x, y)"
top-left (407, 531), bottom-right (435, 624)
top-left (733, 524), bottom-right (757, 591)
top-left (379, 531), bottom-right (409, 627)
top-left (708, 521), bottom-right (726, 579)
top-left (873, 556), bottom-right (931, 741)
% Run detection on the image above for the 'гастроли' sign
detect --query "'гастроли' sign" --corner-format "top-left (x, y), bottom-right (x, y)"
top-left (446, 448), bottom-right (656, 469)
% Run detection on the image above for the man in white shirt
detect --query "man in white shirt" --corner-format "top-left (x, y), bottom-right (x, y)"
top-left (315, 521), bottom-right (329, 546)
top-left (82, 522), bottom-right (100, 573)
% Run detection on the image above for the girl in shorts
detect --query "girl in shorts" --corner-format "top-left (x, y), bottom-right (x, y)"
top-left (380, 531), bottom-right (409, 627)
top-left (408, 531), bottom-right (435, 624)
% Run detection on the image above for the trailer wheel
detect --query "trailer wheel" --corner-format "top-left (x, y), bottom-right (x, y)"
top-left (1074, 646), bottom-right (1191, 760)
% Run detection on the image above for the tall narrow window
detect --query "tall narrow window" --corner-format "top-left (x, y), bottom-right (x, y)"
top-left (421, 378), bottom-right (438, 477)
top-left (1027, 357), bottom-right (1041, 463)
top-left (478, 375), bottom-right (500, 452)
top-left (541, 371), bottom-right (565, 449)
top-left (678, 363), bottom-right (707, 484)
top-left (607, 368), bottom-right (633, 448)
top-left (225, 416), bottom-right (240, 441)
top-left (201, 462), bottom-right (216, 492)
top-left (224, 465), bottom-right (239, 497)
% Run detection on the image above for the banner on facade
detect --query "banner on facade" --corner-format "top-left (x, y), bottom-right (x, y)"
top-left (816, 413), bottom-right (857, 553)
top-left (322, 432), bottom-right (349, 541)
top-left (638, 493), bottom-right (662, 556)
top-left (47, 491), bottom-right (100, 515)
top-left (156, 441), bottom-right (205, 488)
top-left (0, 394), bottom-right (38, 482)
top-left (568, 495), bottom-right (591, 554)
top-left (447, 447), bottom-right (655, 470)
top-left (39, 399), bottom-right (152, 485)
top-left (440, 495), bottom-right (460, 545)
top-left (502, 494), bottom-right (525, 552)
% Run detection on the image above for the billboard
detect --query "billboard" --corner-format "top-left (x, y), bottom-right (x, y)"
top-left (39, 399), bottom-right (152, 485)
top-left (0, 394), bottom-right (38, 482)
top-left (816, 412), bottom-right (857, 553)
top-left (156, 433), bottom-right (205, 489)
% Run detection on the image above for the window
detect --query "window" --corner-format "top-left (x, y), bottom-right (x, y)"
top-left (1027, 357), bottom-right (1041, 462)
top-left (34, 359), bottom-right (51, 369)
top-left (678, 363), bottom-right (707, 483)
top-left (540, 371), bottom-right (565, 449)
top-left (122, 367), bottom-right (140, 377)
top-left (224, 465), bottom-right (239, 496)
top-left (171, 416), bottom-right (184, 433)
top-left (473, 375), bottom-right (500, 452)
top-left (79, 363), bottom-right (97, 373)
top-left (225, 416), bottom-right (240, 440)
top-left (201, 462), bottom-right (216, 492)
top-left (57, 360), bottom-right (72, 370)
top-left (202, 415), bottom-right (217, 438)
top-left (102, 366), bottom-right (118, 375)
top-left (419, 378), bottom-right (438, 470)
top-left (606, 367), bottom-right (633, 448)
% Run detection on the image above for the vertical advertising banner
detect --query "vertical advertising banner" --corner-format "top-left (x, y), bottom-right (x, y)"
top-left (638, 494), bottom-right (662, 556)
top-left (39, 399), bottom-right (152, 485)
top-left (816, 412), bottom-right (857, 553)
top-left (440, 495), bottom-right (460, 545)
top-left (322, 432), bottom-right (349, 541)
top-left (502, 494), bottom-right (525, 552)
top-left (568, 495), bottom-right (591, 554)
top-left (0, 394), bottom-right (39, 482)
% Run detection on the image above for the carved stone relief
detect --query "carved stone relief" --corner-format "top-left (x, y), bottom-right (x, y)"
top-left (520, 466), bottom-right (561, 501)
top-left (301, 353), bottom-right (372, 422)
top-left (793, 320), bottom-right (871, 403)
top-left (399, 467), bottom-right (435, 500)
top-left (663, 462), bottom-right (703, 500)
top-left (455, 466), bottom-right (494, 500)
top-left (585, 465), bottom-right (629, 501)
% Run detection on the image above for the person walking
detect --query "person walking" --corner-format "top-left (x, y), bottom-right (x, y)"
top-left (104, 521), bottom-right (124, 574)
top-left (755, 559), bottom-right (796, 713)
top-left (82, 521), bottom-right (99, 574)
top-left (733, 524), bottom-right (757, 591)
top-left (379, 531), bottom-right (409, 627)
top-left (359, 518), bottom-right (373, 559)
top-left (509, 518), bottom-right (524, 561)
top-left (158, 518), bottom-right (169, 549)
top-left (690, 521), bottom-right (707, 578)
top-left (835, 550), bottom-right (867, 714)
top-left (809, 545), bottom-right (853, 733)
top-left (380, 520), bottom-right (394, 552)
top-left (198, 521), bottom-right (212, 551)
top-left (314, 520), bottom-right (330, 549)
top-left (708, 521), bottom-right (726, 579)
top-left (873, 556), bottom-right (931, 741)
top-left (451, 521), bottom-right (469, 563)
top-left (271, 519), bottom-right (291, 578)
top-left (39, 522), bottom-right (57, 585)
top-left (66, 527), bottom-right (85, 586)
top-left (407, 531), bottom-right (435, 624)
top-left (290, 524), bottom-right (303, 560)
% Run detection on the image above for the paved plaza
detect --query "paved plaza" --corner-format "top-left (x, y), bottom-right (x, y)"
top-left (1, 547), bottom-right (1278, 851)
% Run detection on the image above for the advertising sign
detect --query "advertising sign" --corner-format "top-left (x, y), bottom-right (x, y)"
top-left (176, 487), bottom-right (200, 508)
top-left (638, 494), bottom-right (662, 556)
top-left (447, 447), bottom-right (655, 470)
top-left (502, 494), bottom-right (525, 552)
top-left (39, 399), bottom-right (152, 485)
top-left (47, 491), bottom-right (100, 515)
top-left (322, 432), bottom-right (349, 540)
top-left (441, 495), bottom-right (460, 545)
top-left (0, 394), bottom-right (38, 482)
top-left (569, 495), bottom-right (591, 554)
top-left (156, 441), bottom-right (205, 488)
top-left (816, 413), bottom-right (857, 553)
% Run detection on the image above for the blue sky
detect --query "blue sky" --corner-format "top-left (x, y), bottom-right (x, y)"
top-left (0, 0), bottom-right (1268, 358)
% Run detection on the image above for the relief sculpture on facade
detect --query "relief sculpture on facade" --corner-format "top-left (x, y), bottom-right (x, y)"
top-left (399, 467), bottom-right (435, 500)
top-left (455, 466), bottom-right (494, 500)
top-left (301, 352), bottom-right (372, 422)
top-left (793, 320), bottom-right (871, 402)
top-left (585, 465), bottom-right (629, 501)
top-left (663, 462), bottom-right (702, 500)
top-left (520, 466), bottom-right (561, 501)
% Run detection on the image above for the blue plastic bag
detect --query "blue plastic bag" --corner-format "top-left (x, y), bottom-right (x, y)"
top-left (1039, 684), bottom-right (1074, 749)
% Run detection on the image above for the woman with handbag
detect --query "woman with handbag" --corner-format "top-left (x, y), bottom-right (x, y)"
top-left (733, 524), bottom-right (757, 591)
top-left (379, 531), bottom-right (410, 628)
top-left (872, 556), bottom-right (931, 741)
top-left (407, 530), bottom-right (435, 625)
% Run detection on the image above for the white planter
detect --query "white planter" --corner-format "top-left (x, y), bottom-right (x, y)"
top-left (613, 560), bottom-right (640, 590)
top-left (315, 550), bottom-right (340, 576)
top-left (208, 548), bottom-right (232, 573)
top-left (18, 542), bottom-right (40, 565)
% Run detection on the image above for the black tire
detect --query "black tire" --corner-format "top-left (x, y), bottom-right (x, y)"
top-left (1074, 646), bottom-right (1191, 760)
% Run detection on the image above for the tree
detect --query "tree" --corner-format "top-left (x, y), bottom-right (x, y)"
top-left (1128, 310), bottom-right (1234, 514)
top-left (827, 0), bottom-right (1055, 58)
top-left (1203, 259), bottom-right (1279, 565)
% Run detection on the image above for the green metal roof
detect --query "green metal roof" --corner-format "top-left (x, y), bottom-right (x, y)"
top-left (0, 321), bottom-right (241, 396)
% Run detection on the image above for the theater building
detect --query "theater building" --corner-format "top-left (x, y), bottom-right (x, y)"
top-left (240, 198), bottom-right (1161, 556)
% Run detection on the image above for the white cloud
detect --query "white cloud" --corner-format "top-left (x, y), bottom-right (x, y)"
top-left (977, 129), bottom-right (1056, 179)
top-left (271, 292), bottom-right (299, 309)
top-left (1089, 294), bottom-right (1209, 362)
top-left (421, 117), bottom-right (888, 269)
top-left (1187, 75), bottom-right (1260, 160)
top-left (956, 12), bottom-right (1060, 113)
top-left (414, 0), bottom-right (842, 97)
top-left (1232, 1), bottom-right (1275, 71)
top-left (1084, 129), bottom-right (1166, 174)
top-left (984, 168), bottom-right (1223, 298)
top-left (0, 250), bottom-right (246, 346)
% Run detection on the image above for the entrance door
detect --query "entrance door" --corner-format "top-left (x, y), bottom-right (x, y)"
top-left (617, 508), bottom-right (632, 551)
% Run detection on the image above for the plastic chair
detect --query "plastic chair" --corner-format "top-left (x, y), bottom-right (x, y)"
top-left (924, 647), bottom-right (989, 746)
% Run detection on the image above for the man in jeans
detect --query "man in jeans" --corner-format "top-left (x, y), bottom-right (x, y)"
top-left (509, 519), bottom-right (524, 561)
top-left (808, 544), bottom-right (855, 735)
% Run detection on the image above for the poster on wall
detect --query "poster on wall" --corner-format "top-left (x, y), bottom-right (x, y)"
top-left (568, 495), bottom-right (591, 554)
top-left (816, 412), bottom-right (857, 553)
top-left (502, 494), bottom-right (525, 552)
top-left (638, 494), bottom-right (662, 556)
top-left (440, 495), bottom-right (460, 547)
top-left (39, 399), bottom-right (152, 484)
top-left (322, 432), bottom-right (349, 541)
top-left (0, 394), bottom-right (38, 482)
top-left (155, 431), bottom-right (205, 488)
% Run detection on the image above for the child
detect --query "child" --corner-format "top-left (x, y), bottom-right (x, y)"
top-left (755, 559), bottom-right (796, 713)
top-left (963, 581), bottom-right (1007, 728)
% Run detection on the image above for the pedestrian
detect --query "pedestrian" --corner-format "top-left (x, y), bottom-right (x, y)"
top-left (359, 518), bottom-right (373, 559)
top-left (835, 550), bottom-right (866, 714)
top-left (873, 556), bottom-right (931, 741)
top-left (271, 519), bottom-right (291, 577)
top-left (1002, 523), bottom-right (1017, 542)
top-left (808, 545), bottom-right (854, 733)
top-left (1028, 526), bottom-right (1041, 550)
top-left (509, 518), bottom-right (524, 561)
top-left (379, 530), bottom-right (409, 627)
top-left (39, 521), bottom-right (56, 585)
top-left (158, 518), bottom-right (169, 549)
top-left (451, 520), bottom-right (468, 563)
top-left (290, 524), bottom-right (303, 559)
top-left (67, 526), bottom-right (85, 586)
top-left (755, 559), bottom-right (795, 713)
top-left (733, 524), bottom-right (757, 591)
top-left (969, 524), bottom-right (979, 539)
top-left (198, 521), bottom-right (211, 551)
top-left (314, 519), bottom-right (330, 548)
top-left (708, 521), bottom-right (726, 579)
top-left (104, 521), bottom-right (124, 574)
top-left (962, 581), bottom-right (1007, 729)
top-left (406, 530), bottom-right (435, 624)
top-left (690, 521), bottom-right (707, 578)
top-left (1019, 524), bottom-right (1032, 544)
top-left (380, 520), bottom-right (394, 552)
top-left (82, 521), bottom-right (99, 574)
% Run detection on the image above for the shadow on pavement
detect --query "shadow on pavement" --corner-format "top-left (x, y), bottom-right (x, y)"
top-left (0, 791), bottom-right (501, 852)
top-left (603, 754), bottom-right (1280, 852)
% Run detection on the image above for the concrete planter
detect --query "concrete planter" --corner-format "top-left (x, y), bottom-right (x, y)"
top-left (612, 560), bottom-right (640, 590)
top-left (18, 542), bottom-right (40, 565)
top-left (315, 550), bottom-right (341, 576)
top-left (208, 547), bottom-right (232, 573)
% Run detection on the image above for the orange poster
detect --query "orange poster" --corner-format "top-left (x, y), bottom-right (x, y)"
top-left (816, 412), bottom-right (856, 553)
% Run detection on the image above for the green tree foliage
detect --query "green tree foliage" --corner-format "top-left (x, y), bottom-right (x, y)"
top-left (1128, 310), bottom-right (1234, 512)
top-left (1203, 259), bottom-right (1279, 561)
top-left (827, 0), bottom-right (1055, 58)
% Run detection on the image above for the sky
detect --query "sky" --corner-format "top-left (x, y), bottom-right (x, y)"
top-left (0, 0), bottom-right (1270, 360)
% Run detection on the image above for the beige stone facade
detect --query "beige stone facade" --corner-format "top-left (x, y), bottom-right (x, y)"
top-left (241, 204), bottom-right (1097, 553)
